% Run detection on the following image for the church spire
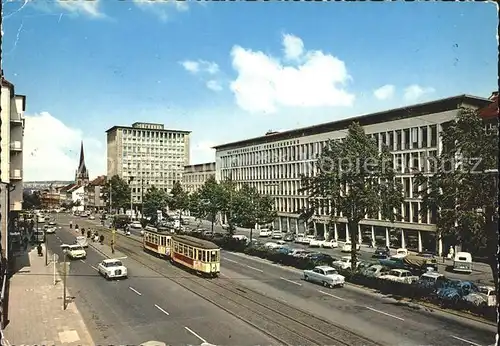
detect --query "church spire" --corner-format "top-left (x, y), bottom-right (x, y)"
top-left (75, 140), bottom-right (89, 185)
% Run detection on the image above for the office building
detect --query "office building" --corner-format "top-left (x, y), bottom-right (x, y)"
top-left (183, 162), bottom-right (216, 194)
top-left (106, 122), bottom-right (191, 205)
top-left (214, 94), bottom-right (494, 255)
top-left (1, 75), bottom-right (26, 264)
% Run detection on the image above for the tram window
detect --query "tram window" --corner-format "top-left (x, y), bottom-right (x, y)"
top-left (216, 251), bottom-right (220, 261)
top-left (174, 243), bottom-right (178, 252)
top-left (197, 250), bottom-right (202, 261)
top-left (202, 251), bottom-right (206, 262)
top-left (161, 237), bottom-right (166, 246)
top-left (180, 244), bottom-right (184, 254)
top-left (188, 247), bottom-right (193, 258)
top-left (210, 251), bottom-right (217, 262)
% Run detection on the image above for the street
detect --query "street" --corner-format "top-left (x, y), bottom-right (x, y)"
top-left (67, 213), bottom-right (496, 346)
top-left (46, 215), bottom-right (279, 345)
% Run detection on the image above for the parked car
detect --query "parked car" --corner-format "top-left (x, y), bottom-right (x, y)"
top-left (341, 242), bottom-right (360, 252)
top-left (98, 259), bottom-right (128, 280)
top-left (380, 269), bottom-right (419, 284)
top-left (331, 256), bottom-right (359, 270)
top-left (436, 280), bottom-right (478, 305)
top-left (361, 264), bottom-right (391, 278)
top-left (309, 237), bottom-right (326, 248)
top-left (76, 236), bottom-right (89, 248)
top-left (307, 253), bottom-right (334, 265)
top-left (463, 285), bottom-right (497, 307)
top-left (271, 231), bottom-right (283, 239)
top-left (392, 248), bottom-right (409, 259)
top-left (259, 229), bottom-right (272, 237)
top-left (322, 239), bottom-right (339, 248)
top-left (283, 233), bottom-right (295, 242)
top-left (45, 227), bottom-right (56, 234)
top-left (303, 266), bottom-right (345, 288)
top-left (372, 246), bottom-right (390, 259)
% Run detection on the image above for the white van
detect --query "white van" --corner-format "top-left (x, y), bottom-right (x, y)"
top-left (453, 252), bottom-right (473, 273)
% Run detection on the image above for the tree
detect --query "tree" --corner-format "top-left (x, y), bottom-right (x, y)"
top-left (193, 176), bottom-right (224, 233)
top-left (300, 122), bottom-right (404, 270)
top-left (415, 107), bottom-right (498, 289)
top-left (168, 181), bottom-right (189, 222)
top-left (143, 186), bottom-right (168, 225)
top-left (22, 191), bottom-right (41, 210)
top-left (219, 177), bottom-right (239, 235)
top-left (101, 175), bottom-right (131, 211)
top-left (232, 184), bottom-right (277, 241)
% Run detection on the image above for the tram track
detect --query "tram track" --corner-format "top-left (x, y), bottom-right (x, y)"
top-left (111, 233), bottom-right (381, 346)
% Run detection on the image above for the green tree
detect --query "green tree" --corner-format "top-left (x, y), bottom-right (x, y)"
top-left (300, 122), bottom-right (404, 270)
top-left (219, 177), bottom-right (239, 235)
top-left (101, 175), bottom-right (131, 211)
top-left (193, 176), bottom-right (224, 233)
top-left (168, 181), bottom-right (189, 222)
top-left (143, 185), bottom-right (168, 225)
top-left (22, 191), bottom-right (41, 210)
top-left (232, 184), bottom-right (277, 241)
top-left (415, 107), bottom-right (498, 289)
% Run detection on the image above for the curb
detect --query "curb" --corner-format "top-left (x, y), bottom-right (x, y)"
top-left (224, 250), bottom-right (497, 327)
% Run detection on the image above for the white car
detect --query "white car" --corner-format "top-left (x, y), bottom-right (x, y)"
top-left (302, 235), bottom-right (315, 245)
top-left (392, 248), bottom-right (409, 259)
top-left (341, 242), bottom-right (360, 252)
top-left (259, 229), bottom-right (272, 237)
top-left (45, 227), bottom-right (56, 234)
top-left (62, 244), bottom-right (86, 259)
top-left (380, 269), bottom-right (419, 284)
top-left (309, 237), bottom-right (326, 248)
top-left (129, 221), bottom-right (142, 230)
top-left (89, 215), bottom-right (96, 220)
top-left (271, 231), bottom-right (283, 239)
top-left (48, 221), bottom-right (56, 226)
top-left (76, 236), bottom-right (89, 248)
top-left (331, 256), bottom-right (359, 270)
top-left (98, 259), bottom-right (128, 280)
top-left (323, 239), bottom-right (339, 248)
top-left (263, 242), bottom-right (280, 249)
top-left (303, 265), bottom-right (345, 288)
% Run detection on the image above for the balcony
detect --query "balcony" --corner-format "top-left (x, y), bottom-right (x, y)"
top-left (10, 169), bottom-right (22, 180)
top-left (10, 141), bottom-right (22, 152)
top-left (10, 113), bottom-right (24, 125)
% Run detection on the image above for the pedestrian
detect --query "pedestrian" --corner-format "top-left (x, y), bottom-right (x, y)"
top-left (111, 239), bottom-right (115, 254)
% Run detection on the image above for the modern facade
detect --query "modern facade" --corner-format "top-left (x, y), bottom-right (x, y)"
top-left (1, 75), bottom-right (26, 265)
top-left (84, 175), bottom-right (106, 211)
top-left (213, 94), bottom-right (494, 255)
top-left (182, 162), bottom-right (216, 194)
top-left (106, 122), bottom-right (191, 206)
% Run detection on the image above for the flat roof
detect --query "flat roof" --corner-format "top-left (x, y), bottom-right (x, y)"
top-left (213, 94), bottom-right (491, 150)
top-left (105, 125), bottom-right (191, 134)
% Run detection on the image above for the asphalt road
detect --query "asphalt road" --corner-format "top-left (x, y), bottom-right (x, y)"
top-left (45, 217), bottom-right (278, 345)
top-left (63, 213), bottom-right (497, 346)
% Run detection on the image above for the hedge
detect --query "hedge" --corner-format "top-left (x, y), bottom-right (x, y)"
top-left (178, 232), bottom-right (496, 322)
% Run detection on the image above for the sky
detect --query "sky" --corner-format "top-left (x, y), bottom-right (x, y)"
top-left (2, 0), bottom-right (498, 181)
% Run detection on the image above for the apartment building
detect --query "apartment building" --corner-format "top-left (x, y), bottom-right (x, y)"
top-left (84, 175), bottom-right (107, 211)
top-left (182, 162), bottom-right (216, 194)
top-left (106, 122), bottom-right (191, 205)
top-left (214, 94), bottom-right (493, 255)
top-left (1, 76), bottom-right (26, 263)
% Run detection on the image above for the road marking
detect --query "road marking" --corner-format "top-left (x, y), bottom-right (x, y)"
top-left (184, 326), bottom-right (207, 343)
top-left (79, 259), bottom-right (85, 263)
top-left (246, 265), bottom-right (263, 273)
top-left (365, 306), bottom-right (404, 321)
top-left (450, 335), bottom-right (482, 346)
top-left (280, 277), bottom-right (302, 286)
top-left (129, 286), bottom-right (142, 296)
top-left (91, 265), bottom-right (98, 271)
top-left (224, 258), bottom-right (239, 264)
top-left (220, 273), bottom-right (229, 278)
top-left (154, 304), bottom-right (170, 315)
top-left (318, 290), bottom-right (345, 301)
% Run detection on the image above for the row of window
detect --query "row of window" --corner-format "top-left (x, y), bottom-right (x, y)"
top-left (121, 129), bottom-right (187, 139)
top-left (172, 242), bottom-right (219, 262)
top-left (144, 233), bottom-right (171, 247)
top-left (183, 172), bottom-right (215, 183)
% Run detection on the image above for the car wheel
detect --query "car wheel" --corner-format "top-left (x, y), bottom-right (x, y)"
top-left (105, 273), bottom-right (110, 280)
top-left (323, 281), bottom-right (329, 287)
top-left (304, 275), bottom-right (308, 281)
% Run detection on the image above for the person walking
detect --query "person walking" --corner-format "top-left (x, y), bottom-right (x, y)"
top-left (111, 239), bottom-right (115, 254)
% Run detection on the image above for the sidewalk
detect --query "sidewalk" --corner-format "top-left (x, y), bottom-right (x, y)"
top-left (2, 245), bottom-right (94, 346)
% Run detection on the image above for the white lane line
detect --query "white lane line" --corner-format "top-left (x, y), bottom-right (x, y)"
top-left (184, 326), bottom-right (207, 343)
top-left (129, 286), bottom-right (142, 296)
top-left (318, 290), bottom-right (345, 301)
top-left (154, 304), bottom-right (170, 315)
top-left (246, 265), bottom-right (263, 273)
top-left (450, 335), bottom-right (482, 346)
top-left (91, 265), bottom-right (98, 271)
top-left (365, 306), bottom-right (404, 321)
top-left (79, 259), bottom-right (85, 263)
top-left (280, 277), bottom-right (302, 286)
top-left (224, 258), bottom-right (239, 264)
top-left (220, 273), bottom-right (229, 278)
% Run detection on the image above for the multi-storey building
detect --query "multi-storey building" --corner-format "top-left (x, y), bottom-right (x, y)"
top-left (106, 122), bottom-right (191, 206)
top-left (1, 75), bottom-right (26, 264)
top-left (214, 94), bottom-right (494, 255)
top-left (84, 175), bottom-right (107, 211)
top-left (40, 186), bottom-right (61, 209)
top-left (182, 162), bottom-right (216, 194)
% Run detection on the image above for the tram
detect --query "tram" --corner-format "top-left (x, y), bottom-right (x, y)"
top-left (170, 234), bottom-right (220, 277)
top-left (142, 226), bottom-right (172, 258)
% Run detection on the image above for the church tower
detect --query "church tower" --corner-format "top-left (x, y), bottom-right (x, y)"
top-left (75, 141), bottom-right (90, 186)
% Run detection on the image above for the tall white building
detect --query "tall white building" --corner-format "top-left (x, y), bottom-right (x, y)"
top-left (106, 122), bottom-right (191, 205)
top-left (1, 76), bottom-right (26, 262)
top-left (214, 94), bottom-right (493, 255)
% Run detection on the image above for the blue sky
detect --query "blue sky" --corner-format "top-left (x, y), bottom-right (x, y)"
top-left (2, 0), bottom-right (497, 180)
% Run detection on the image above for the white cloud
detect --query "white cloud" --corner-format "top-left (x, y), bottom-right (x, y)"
top-left (404, 84), bottom-right (435, 102)
top-left (133, 0), bottom-right (188, 22)
top-left (283, 34), bottom-right (304, 61)
top-left (23, 112), bottom-right (105, 181)
top-left (206, 80), bottom-right (222, 92)
top-left (373, 84), bottom-right (395, 100)
top-left (191, 140), bottom-right (216, 164)
top-left (229, 34), bottom-right (355, 114)
top-left (180, 60), bottom-right (219, 75)
top-left (56, 0), bottom-right (103, 18)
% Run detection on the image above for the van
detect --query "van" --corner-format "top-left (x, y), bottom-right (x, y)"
top-left (76, 236), bottom-right (89, 248)
top-left (453, 252), bottom-right (473, 273)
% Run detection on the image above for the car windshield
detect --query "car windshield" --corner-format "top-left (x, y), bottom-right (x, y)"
top-left (70, 246), bottom-right (83, 251)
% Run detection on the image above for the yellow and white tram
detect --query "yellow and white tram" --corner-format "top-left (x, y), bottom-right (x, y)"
top-left (170, 235), bottom-right (220, 277)
top-left (142, 226), bottom-right (172, 258)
